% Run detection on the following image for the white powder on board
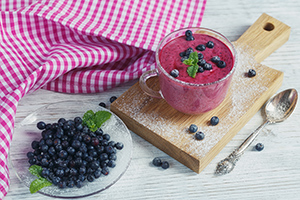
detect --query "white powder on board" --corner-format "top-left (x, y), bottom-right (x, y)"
top-left (116, 43), bottom-right (281, 160)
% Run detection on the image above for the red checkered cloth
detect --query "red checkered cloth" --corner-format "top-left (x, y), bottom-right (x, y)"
top-left (0, 0), bottom-right (206, 198)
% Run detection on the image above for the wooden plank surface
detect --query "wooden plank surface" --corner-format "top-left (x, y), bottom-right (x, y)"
top-left (8, 1), bottom-right (300, 200)
top-left (110, 13), bottom-right (288, 173)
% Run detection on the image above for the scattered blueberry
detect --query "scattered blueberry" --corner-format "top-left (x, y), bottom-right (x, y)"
top-left (196, 44), bottom-right (206, 51)
top-left (170, 69), bottom-right (179, 78)
top-left (195, 132), bottom-right (205, 140)
top-left (217, 60), bottom-right (226, 68)
top-left (255, 143), bottom-right (264, 151)
top-left (161, 161), bottom-right (169, 169)
top-left (211, 56), bottom-right (220, 63)
top-left (210, 116), bottom-right (219, 126)
top-left (99, 102), bottom-right (106, 108)
top-left (206, 41), bottom-right (214, 48)
top-left (189, 124), bottom-right (198, 133)
top-left (248, 69), bottom-right (256, 77)
top-left (152, 157), bottom-right (162, 167)
top-left (109, 96), bottom-right (117, 103)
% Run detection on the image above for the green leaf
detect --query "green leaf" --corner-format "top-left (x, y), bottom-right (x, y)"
top-left (29, 165), bottom-right (43, 179)
top-left (82, 110), bottom-right (111, 132)
top-left (82, 110), bottom-right (95, 124)
top-left (183, 52), bottom-right (199, 78)
top-left (187, 65), bottom-right (199, 78)
top-left (94, 111), bottom-right (112, 128)
top-left (29, 178), bottom-right (52, 194)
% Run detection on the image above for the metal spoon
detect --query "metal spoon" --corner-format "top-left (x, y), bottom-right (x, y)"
top-left (215, 88), bottom-right (298, 175)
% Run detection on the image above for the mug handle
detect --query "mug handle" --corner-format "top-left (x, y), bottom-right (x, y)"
top-left (139, 69), bottom-right (163, 99)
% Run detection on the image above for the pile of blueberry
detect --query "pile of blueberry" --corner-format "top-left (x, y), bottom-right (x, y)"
top-left (27, 117), bottom-right (124, 189)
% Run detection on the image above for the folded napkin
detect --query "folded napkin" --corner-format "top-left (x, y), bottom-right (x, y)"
top-left (0, 0), bottom-right (206, 198)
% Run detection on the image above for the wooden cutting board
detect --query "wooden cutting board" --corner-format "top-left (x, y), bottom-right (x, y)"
top-left (110, 13), bottom-right (290, 173)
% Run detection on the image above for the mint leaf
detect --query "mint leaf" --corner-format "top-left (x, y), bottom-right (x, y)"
top-left (187, 65), bottom-right (199, 78)
top-left (183, 51), bottom-right (199, 78)
top-left (82, 110), bottom-right (111, 132)
top-left (94, 111), bottom-right (112, 128)
top-left (28, 165), bottom-right (52, 194)
top-left (29, 165), bottom-right (43, 179)
top-left (29, 178), bottom-right (52, 194)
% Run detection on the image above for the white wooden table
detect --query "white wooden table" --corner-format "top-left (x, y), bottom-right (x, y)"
top-left (6, 0), bottom-right (300, 199)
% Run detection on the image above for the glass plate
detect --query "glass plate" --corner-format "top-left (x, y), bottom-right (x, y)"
top-left (10, 101), bottom-right (132, 198)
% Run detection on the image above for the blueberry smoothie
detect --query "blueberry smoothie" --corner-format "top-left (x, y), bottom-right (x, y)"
top-left (156, 28), bottom-right (236, 114)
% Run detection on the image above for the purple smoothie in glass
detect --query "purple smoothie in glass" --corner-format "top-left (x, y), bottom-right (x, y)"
top-left (156, 29), bottom-right (236, 114)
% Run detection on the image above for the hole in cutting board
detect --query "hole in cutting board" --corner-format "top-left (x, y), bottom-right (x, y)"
top-left (263, 22), bottom-right (275, 31)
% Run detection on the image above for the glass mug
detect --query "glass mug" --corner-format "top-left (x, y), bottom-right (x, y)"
top-left (139, 27), bottom-right (237, 115)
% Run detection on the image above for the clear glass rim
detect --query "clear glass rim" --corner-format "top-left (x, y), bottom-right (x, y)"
top-left (155, 27), bottom-right (237, 87)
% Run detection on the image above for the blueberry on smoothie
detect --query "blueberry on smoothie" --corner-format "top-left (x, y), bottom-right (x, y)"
top-left (203, 63), bottom-right (212, 70)
top-left (189, 124), bottom-right (198, 133)
top-left (248, 69), bottom-right (256, 77)
top-left (217, 60), bottom-right (226, 68)
top-left (185, 30), bottom-right (193, 37)
top-left (197, 59), bottom-right (206, 67)
top-left (198, 52), bottom-right (204, 60)
top-left (170, 69), bottom-right (179, 78)
top-left (197, 66), bottom-right (204, 73)
top-left (206, 41), bottom-right (214, 48)
top-left (211, 56), bottom-right (220, 63)
top-left (196, 44), bottom-right (206, 51)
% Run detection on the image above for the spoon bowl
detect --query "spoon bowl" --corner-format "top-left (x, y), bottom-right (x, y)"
top-left (265, 88), bottom-right (298, 123)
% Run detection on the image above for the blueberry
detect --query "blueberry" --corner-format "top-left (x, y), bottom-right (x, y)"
top-left (74, 117), bottom-right (82, 124)
top-left (189, 124), bottom-right (198, 133)
top-left (109, 96), bottom-right (117, 103)
top-left (248, 69), bottom-right (256, 77)
top-left (41, 158), bottom-right (49, 167)
top-left (91, 137), bottom-right (99, 146)
top-left (99, 102), bottom-right (106, 108)
top-left (206, 41), bottom-right (214, 48)
top-left (198, 52), bottom-right (204, 60)
top-left (87, 175), bottom-right (95, 182)
top-left (94, 169), bottom-right (102, 178)
top-left (211, 56), bottom-right (220, 63)
top-left (41, 168), bottom-right (50, 178)
top-left (109, 153), bottom-right (117, 161)
top-left (52, 176), bottom-right (61, 185)
top-left (195, 132), bottom-right (205, 140)
top-left (58, 150), bottom-right (68, 159)
top-left (95, 128), bottom-right (103, 136)
top-left (210, 116), bottom-right (219, 126)
top-left (41, 144), bottom-right (49, 152)
top-left (196, 44), bottom-right (206, 51)
top-left (103, 134), bottom-right (110, 141)
top-left (255, 143), bottom-right (264, 151)
top-left (115, 142), bottom-right (124, 150)
top-left (181, 56), bottom-right (188, 62)
top-left (31, 141), bottom-right (39, 149)
top-left (28, 158), bottom-right (36, 165)
top-left (105, 145), bottom-right (115, 154)
top-left (67, 180), bottom-right (75, 188)
top-left (75, 180), bottom-right (83, 188)
top-left (185, 47), bottom-right (193, 56)
top-left (170, 69), bottom-right (179, 78)
top-left (152, 157), bottom-right (162, 167)
top-left (203, 63), bottom-right (212, 70)
top-left (26, 152), bottom-right (35, 159)
top-left (48, 146), bottom-right (56, 155)
top-left (197, 59), bottom-right (206, 66)
top-left (100, 153), bottom-right (108, 161)
top-left (217, 60), bottom-right (226, 68)
top-left (107, 160), bottom-right (116, 168)
top-left (161, 161), bottom-right (169, 169)
top-left (197, 67), bottom-right (204, 73)
top-left (72, 140), bottom-right (81, 149)
top-left (37, 121), bottom-right (46, 130)
top-left (179, 51), bottom-right (186, 57)
top-left (185, 30), bottom-right (193, 37)
top-left (55, 168), bottom-right (65, 177)
top-left (101, 167), bottom-right (109, 176)
top-left (186, 36), bottom-right (195, 41)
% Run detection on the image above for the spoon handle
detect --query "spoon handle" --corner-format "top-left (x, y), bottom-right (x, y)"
top-left (216, 120), bottom-right (270, 175)
top-left (234, 120), bottom-right (270, 157)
